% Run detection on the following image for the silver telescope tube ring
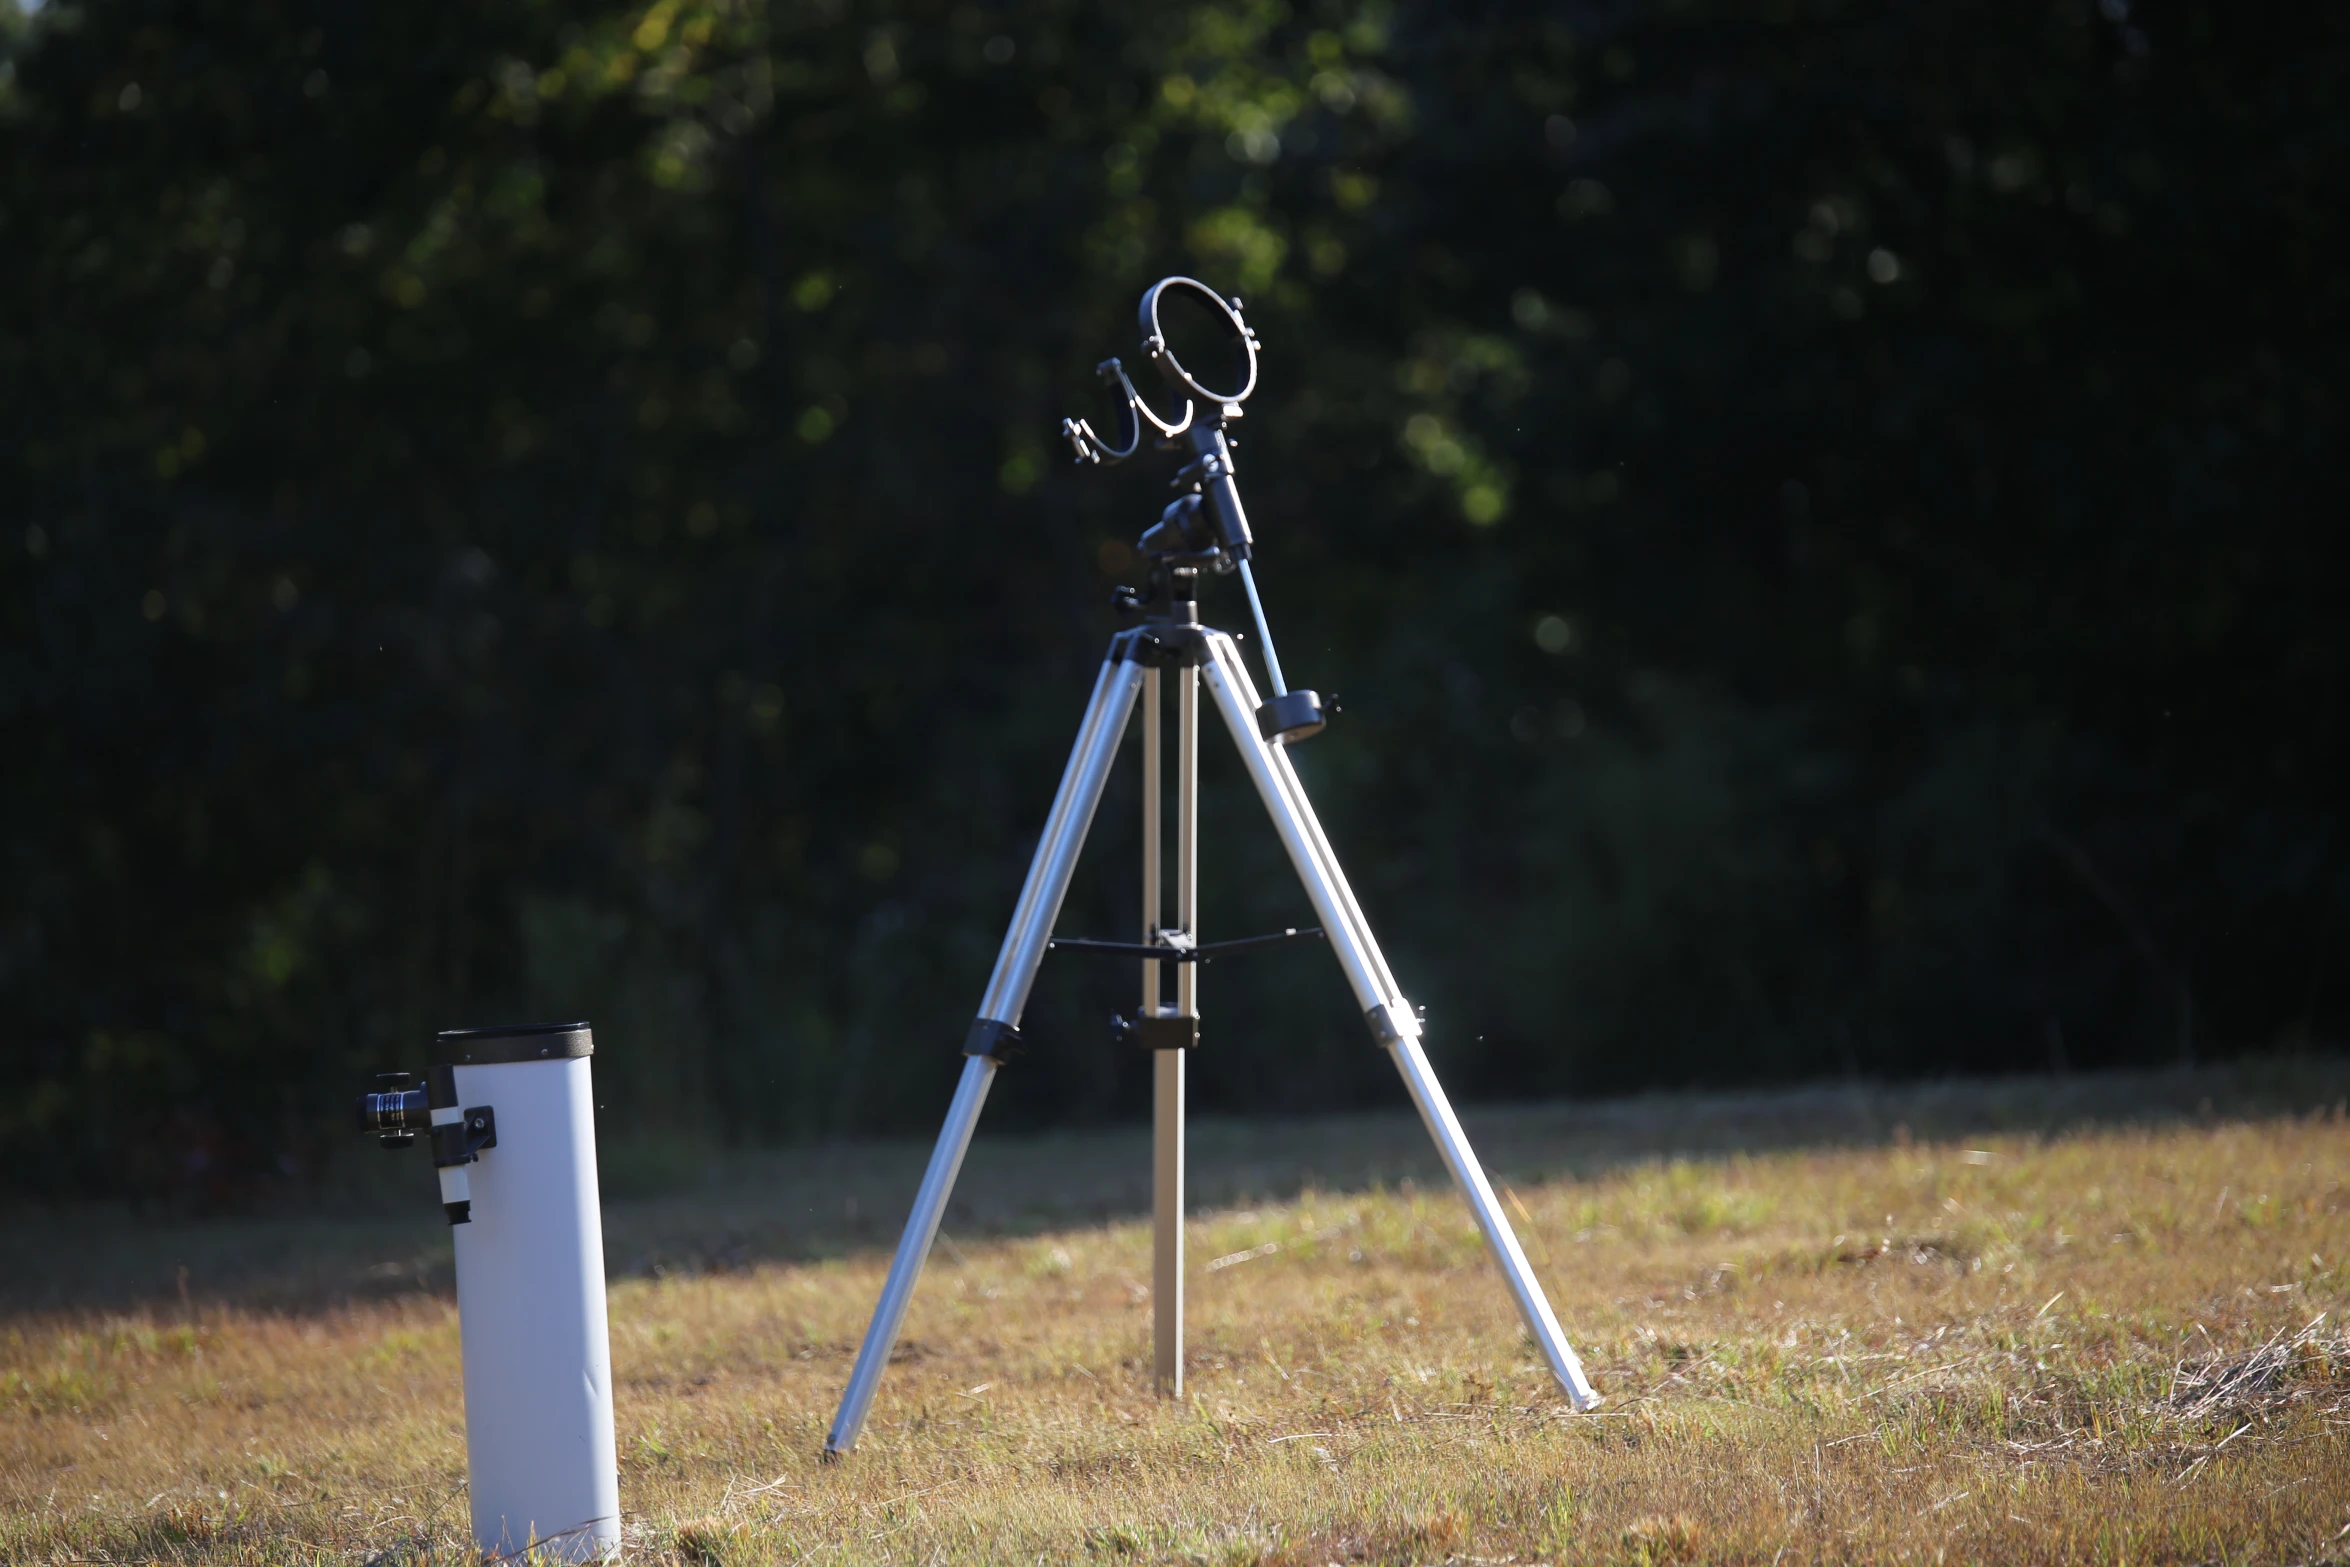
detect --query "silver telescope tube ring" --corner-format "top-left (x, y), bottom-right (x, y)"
top-left (1062, 357), bottom-right (1195, 465)
top-left (1138, 276), bottom-right (1260, 408)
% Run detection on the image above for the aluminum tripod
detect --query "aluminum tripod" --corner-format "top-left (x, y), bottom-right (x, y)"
top-left (822, 594), bottom-right (1603, 1456)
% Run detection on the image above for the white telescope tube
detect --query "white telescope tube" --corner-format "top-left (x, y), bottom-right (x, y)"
top-left (438, 1023), bottom-right (620, 1562)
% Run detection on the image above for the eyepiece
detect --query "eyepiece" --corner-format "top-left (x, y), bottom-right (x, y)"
top-left (356, 1073), bottom-right (431, 1147)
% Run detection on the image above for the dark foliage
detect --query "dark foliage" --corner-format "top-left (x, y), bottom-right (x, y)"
top-left (3, 0), bottom-right (2343, 1197)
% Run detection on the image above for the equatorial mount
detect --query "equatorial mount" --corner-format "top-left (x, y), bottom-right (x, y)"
top-left (1062, 277), bottom-right (1325, 746)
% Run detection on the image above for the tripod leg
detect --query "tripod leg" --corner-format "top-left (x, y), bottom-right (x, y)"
top-left (825, 650), bottom-right (1147, 1456)
top-left (825, 1053), bottom-right (996, 1458)
top-left (1197, 632), bottom-right (1602, 1410)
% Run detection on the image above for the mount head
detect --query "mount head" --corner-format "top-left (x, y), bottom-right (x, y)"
top-left (1061, 277), bottom-right (1325, 746)
top-left (1061, 277), bottom-right (1261, 566)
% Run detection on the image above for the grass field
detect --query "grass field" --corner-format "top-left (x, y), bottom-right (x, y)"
top-left (4, 1062), bottom-right (2347, 1564)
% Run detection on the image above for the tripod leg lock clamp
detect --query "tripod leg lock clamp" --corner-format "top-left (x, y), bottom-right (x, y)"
top-left (962, 1018), bottom-right (1024, 1061)
top-left (1113, 1009), bottom-right (1199, 1050)
top-left (1366, 1000), bottom-right (1425, 1046)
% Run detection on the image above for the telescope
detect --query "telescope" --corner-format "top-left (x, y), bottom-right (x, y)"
top-left (355, 1025), bottom-right (620, 1560)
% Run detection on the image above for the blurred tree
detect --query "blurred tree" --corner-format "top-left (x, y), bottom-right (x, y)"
top-left (1, 0), bottom-right (2343, 1196)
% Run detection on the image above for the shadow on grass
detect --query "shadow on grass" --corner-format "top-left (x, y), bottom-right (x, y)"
top-left (3, 1056), bottom-right (2343, 1319)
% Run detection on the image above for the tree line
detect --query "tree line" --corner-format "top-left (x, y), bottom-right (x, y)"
top-left (2, 0), bottom-right (2343, 1197)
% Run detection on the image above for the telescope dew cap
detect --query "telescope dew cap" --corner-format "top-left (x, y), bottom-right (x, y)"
top-left (434, 1021), bottom-right (594, 1066)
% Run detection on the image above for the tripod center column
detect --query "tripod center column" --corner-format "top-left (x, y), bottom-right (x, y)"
top-left (1177, 665), bottom-right (1199, 1021)
top-left (1155, 663), bottom-right (1200, 1397)
top-left (1141, 666), bottom-right (1162, 1016)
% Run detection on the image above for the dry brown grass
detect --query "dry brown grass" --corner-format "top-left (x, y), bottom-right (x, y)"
top-left (4, 1065), bottom-right (2348, 1564)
